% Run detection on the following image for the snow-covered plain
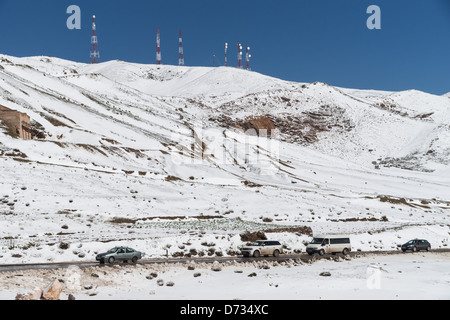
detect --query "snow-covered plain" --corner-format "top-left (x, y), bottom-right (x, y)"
top-left (0, 55), bottom-right (449, 268)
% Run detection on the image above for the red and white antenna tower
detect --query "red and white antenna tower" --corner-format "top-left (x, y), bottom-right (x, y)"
top-left (90, 15), bottom-right (100, 64)
top-left (246, 46), bottom-right (251, 70)
top-left (224, 43), bottom-right (228, 67)
top-left (237, 43), bottom-right (243, 69)
top-left (156, 27), bottom-right (162, 65)
top-left (178, 29), bottom-right (184, 66)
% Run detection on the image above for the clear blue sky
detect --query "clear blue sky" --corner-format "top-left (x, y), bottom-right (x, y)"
top-left (0, 0), bottom-right (449, 94)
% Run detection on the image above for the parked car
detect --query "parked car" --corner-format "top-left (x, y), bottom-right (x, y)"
top-left (306, 234), bottom-right (351, 256)
top-left (401, 239), bottom-right (431, 253)
top-left (240, 240), bottom-right (283, 258)
top-left (96, 247), bottom-right (142, 264)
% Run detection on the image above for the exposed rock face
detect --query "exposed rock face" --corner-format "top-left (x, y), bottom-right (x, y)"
top-left (240, 231), bottom-right (267, 242)
top-left (209, 105), bottom-right (354, 144)
top-left (241, 117), bottom-right (276, 136)
top-left (0, 105), bottom-right (32, 140)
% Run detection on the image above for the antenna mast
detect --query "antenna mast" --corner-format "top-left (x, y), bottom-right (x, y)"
top-left (225, 43), bottom-right (228, 67)
top-left (90, 15), bottom-right (100, 64)
top-left (237, 43), bottom-right (243, 69)
top-left (156, 27), bottom-right (162, 65)
top-left (178, 29), bottom-right (184, 66)
top-left (246, 45), bottom-right (251, 70)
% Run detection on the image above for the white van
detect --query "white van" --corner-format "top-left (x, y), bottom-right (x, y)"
top-left (306, 234), bottom-right (351, 256)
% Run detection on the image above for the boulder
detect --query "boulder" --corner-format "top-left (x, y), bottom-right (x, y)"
top-left (16, 287), bottom-right (43, 300)
top-left (42, 280), bottom-right (63, 300)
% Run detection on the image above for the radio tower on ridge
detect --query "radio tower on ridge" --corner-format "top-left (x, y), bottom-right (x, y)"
top-left (90, 15), bottom-right (100, 64)
top-left (156, 27), bottom-right (162, 65)
top-left (246, 46), bottom-right (251, 70)
top-left (225, 43), bottom-right (228, 67)
top-left (237, 43), bottom-right (243, 69)
top-left (178, 30), bottom-right (184, 66)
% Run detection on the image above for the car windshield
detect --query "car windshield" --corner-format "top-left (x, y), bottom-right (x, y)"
top-left (407, 240), bottom-right (415, 245)
top-left (310, 238), bottom-right (324, 245)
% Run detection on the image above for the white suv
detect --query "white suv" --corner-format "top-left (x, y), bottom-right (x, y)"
top-left (240, 240), bottom-right (283, 258)
top-left (306, 234), bottom-right (351, 256)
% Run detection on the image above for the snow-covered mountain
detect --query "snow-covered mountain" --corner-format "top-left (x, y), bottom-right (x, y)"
top-left (0, 55), bottom-right (449, 263)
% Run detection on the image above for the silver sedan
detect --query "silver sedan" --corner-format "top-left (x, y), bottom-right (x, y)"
top-left (96, 247), bottom-right (142, 264)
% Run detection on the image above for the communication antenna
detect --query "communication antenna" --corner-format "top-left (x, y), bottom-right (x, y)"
top-left (237, 43), bottom-right (243, 69)
top-left (225, 43), bottom-right (228, 67)
top-left (178, 29), bottom-right (184, 66)
top-left (246, 46), bottom-right (251, 70)
top-left (90, 15), bottom-right (100, 64)
top-left (156, 27), bottom-right (162, 65)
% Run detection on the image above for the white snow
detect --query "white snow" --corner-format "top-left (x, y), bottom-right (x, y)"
top-left (1, 252), bottom-right (449, 300)
top-left (0, 54), bottom-right (449, 269)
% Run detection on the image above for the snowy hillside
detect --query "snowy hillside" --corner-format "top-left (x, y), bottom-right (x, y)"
top-left (0, 54), bottom-right (449, 264)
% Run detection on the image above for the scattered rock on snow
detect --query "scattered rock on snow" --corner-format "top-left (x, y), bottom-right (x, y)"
top-left (211, 262), bottom-right (222, 272)
top-left (59, 242), bottom-right (70, 250)
top-left (157, 279), bottom-right (164, 286)
top-left (146, 272), bottom-right (158, 280)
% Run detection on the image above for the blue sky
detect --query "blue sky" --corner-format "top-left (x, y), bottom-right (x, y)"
top-left (0, 0), bottom-right (449, 94)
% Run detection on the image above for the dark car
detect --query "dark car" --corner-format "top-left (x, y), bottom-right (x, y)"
top-left (401, 239), bottom-right (431, 253)
top-left (96, 247), bottom-right (142, 264)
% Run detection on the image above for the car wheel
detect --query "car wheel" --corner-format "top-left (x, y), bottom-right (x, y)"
top-left (342, 248), bottom-right (349, 256)
top-left (307, 252), bottom-right (314, 256)
top-left (273, 250), bottom-right (280, 257)
top-left (319, 249), bottom-right (325, 256)
top-left (253, 250), bottom-right (261, 258)
top-left (427, 246), bottom-right (431, 252)
top-left (132, 256), bottom-right (138, 264)
top-left (108, 257), bottom-right (115, 264)
top-left (99, 259), bottom-right (105, 264)
top-left (412, 246), bottom-right (417, 253)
